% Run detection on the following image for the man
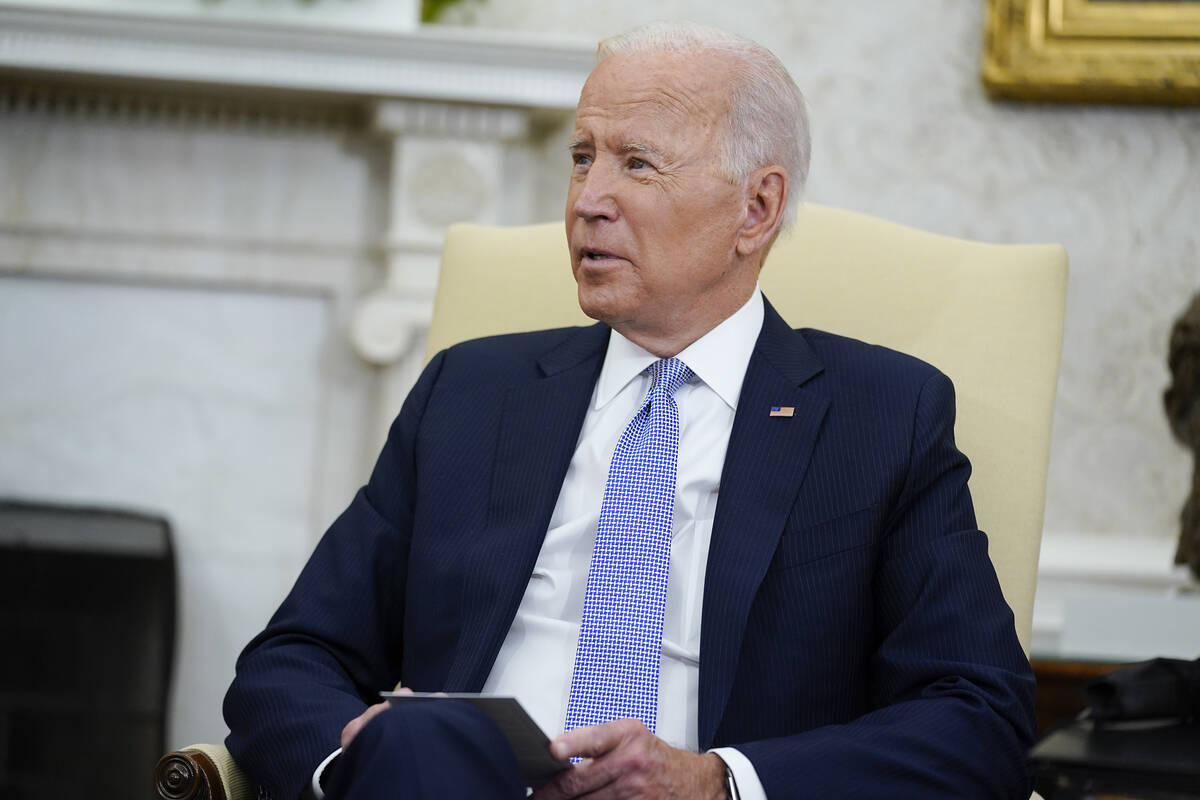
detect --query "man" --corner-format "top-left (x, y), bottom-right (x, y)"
top-left (225, 21), bottom-right (1036, 800)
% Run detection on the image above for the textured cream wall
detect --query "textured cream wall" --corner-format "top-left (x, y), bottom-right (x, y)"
top-left (453, 0), bottom-right (1200, 552)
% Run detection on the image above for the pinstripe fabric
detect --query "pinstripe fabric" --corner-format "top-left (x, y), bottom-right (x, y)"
top-left (225, 300), bottom-right (1036, 800)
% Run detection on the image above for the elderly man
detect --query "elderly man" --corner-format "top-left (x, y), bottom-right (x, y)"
top-left (225, 21), bottom-right (1036, 800)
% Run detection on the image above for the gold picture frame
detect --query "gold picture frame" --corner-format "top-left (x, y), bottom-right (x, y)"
top-left (983, 0), bottom-right (1200, 104)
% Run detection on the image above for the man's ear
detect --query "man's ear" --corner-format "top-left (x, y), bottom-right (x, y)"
top-left (735, 166), bottom-right (788, 258)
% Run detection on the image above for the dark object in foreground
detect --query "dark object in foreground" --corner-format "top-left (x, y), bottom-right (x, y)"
top-left (1165, 292), bottom-right (1200, 580)
top-left (1030, 718), bottom-right (1200, 800)
top-left (1085, 657), bottom-right (1200, 723)
top-left (0, 501), bottom-right (175, 800)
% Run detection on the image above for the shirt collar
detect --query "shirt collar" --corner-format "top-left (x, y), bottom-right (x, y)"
top-left (594, 286), bottom-right (764, 411)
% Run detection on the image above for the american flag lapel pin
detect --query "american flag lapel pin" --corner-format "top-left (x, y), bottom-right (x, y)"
top-left (769, 406), bottom-right (795, 417)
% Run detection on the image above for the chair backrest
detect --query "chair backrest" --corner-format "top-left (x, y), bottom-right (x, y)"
top-left (426, 203), bottom-right (1068, 652)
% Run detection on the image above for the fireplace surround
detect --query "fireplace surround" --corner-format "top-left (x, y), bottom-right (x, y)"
top-left (0, 500), bottom-right (175, 798)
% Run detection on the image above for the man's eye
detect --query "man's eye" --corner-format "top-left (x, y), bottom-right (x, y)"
top-left (628, 157), bottom-right (649, 170)
top-left (572, 153), bottom-right (592, 167)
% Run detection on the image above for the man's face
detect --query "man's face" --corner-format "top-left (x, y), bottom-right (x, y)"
top-left (566, 51), bottom-right (754, 348)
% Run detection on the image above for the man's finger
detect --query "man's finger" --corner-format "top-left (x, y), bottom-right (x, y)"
top-left (339, 701), bottom-right (390, 750)
top-left (531, 758), bottom-right (616, 800)
top-left (550, 719), bottom-right (640, 761)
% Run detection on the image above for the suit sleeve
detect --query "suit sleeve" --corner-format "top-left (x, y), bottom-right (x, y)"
top-left (222, 351), bottom-right (446, 800)
top-left (737, 371), bottom-right (1038, 799)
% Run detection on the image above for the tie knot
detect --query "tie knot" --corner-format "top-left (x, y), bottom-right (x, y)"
top-left (647, 357), bottom-right (693, 398)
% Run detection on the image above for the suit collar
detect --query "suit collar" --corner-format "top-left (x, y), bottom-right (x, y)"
top-left (697, 298), bottom-right (830, 748)
top-left (447, 323), bottom-right (607, 693)
top-left (537, 321), bottom-right (610, 377)
top-left (756, 296), bottom-right (825, 388)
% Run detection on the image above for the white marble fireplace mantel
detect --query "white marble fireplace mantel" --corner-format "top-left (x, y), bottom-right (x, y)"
top-left (0, 2), bottom-right (594, 107)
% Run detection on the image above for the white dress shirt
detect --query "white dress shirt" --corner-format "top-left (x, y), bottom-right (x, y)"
top-left (481, 287), bottom-right (767, 799)
top-left (315, 289), bottom-right (768, 799)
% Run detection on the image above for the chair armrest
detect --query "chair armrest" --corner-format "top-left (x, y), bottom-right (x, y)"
top-left (154, 743), bottom-right (252, 800)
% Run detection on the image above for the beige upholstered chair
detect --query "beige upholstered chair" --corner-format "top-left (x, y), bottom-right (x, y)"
top-left (154, 204), bottom-right (1067, 799)
top-left (429, 203), bottom-right (1066, 651)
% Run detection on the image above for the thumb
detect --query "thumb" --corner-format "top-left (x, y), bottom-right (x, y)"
top-left (340, 701), bottom-right (390, 750)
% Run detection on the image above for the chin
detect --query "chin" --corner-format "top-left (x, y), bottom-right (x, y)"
top-left (575, 284), bottom-right (629, 326)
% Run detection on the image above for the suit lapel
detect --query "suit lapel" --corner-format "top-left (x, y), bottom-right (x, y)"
top-left (697, 300), bottom-right (829, 748)
top-left (445, 323), bottom-right (608, 692)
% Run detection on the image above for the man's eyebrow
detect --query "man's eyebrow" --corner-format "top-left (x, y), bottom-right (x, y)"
top-left (620, 142), bottom-right (667, 159)
top-left (565, 138), bottom-right (663, 155)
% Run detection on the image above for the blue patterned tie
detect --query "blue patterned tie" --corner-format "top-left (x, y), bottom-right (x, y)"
top-left (564, 357), bottom-right (693, 736)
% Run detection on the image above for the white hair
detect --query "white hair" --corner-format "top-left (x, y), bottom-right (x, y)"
top-left (597, 21), bottom-right (811, 227)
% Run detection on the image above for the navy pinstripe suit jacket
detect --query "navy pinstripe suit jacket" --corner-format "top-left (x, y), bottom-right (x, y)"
top-left (225, 298), bottom-right (1037, 799)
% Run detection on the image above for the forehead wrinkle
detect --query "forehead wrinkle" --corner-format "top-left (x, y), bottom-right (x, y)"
top-left (653, 84), bottom-right (715, 124)
top-left (574, 101), bottom-right (713, 159)
top-left (596, 51), bottom-right (733, 125)
top-left (604, 89), bottom-right (716, 129)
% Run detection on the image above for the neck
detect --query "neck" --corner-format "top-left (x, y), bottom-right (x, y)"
top-left (614, 283), bottom-right (757, 358)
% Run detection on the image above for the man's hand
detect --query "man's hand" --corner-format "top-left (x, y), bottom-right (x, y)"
top-left (532, 719), bottom-right (727, 800)
top-left (339, 687), bottom-right (412, 750)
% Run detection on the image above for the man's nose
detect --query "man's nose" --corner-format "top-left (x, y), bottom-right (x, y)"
top-left (571, 165), bottom-right (619, 221)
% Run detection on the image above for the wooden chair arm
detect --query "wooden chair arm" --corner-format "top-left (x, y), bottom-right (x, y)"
top-left (153, 743), bottom-right (252, 800)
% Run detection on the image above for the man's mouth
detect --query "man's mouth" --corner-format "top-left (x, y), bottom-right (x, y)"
top-left (581, 249), bottom-right (622, 263)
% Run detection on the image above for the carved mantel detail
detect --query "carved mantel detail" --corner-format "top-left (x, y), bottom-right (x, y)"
top-left (349, 100), bottom-right (535, 364)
